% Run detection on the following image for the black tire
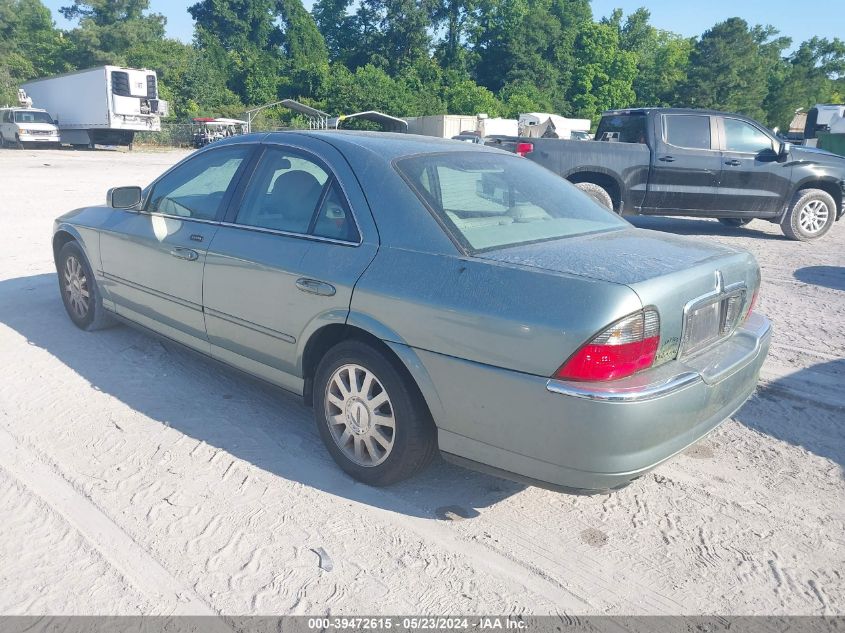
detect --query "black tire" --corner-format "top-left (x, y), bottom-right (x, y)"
top-left (781, 188), bottom-right (836, 241)
top-left (574, 182), bottom-right (614, 211)
top-left (15, 135), bottom-right (24, 150)
top-left (0, 134), bottom-right (5, 148)
top-left (313, 340), bottom-right (437, 486)
top-left (56, 241), bottom-right (115, 331)
top-left (718, 218), bottom-right (753, 228)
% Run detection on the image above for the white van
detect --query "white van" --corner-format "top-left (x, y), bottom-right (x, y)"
top-left (0, 107), bottom-right (61, 148)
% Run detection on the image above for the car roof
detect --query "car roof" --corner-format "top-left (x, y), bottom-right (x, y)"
top-left (260, 130), bottom-right (505, 160)
top-left (602, 107), bottom-right (746, 118)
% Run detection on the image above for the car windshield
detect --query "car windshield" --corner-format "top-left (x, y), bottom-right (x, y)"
top-left (14, 111), bottom-right (54, 124)
top-left (395, 151), bottom-right (627, 252)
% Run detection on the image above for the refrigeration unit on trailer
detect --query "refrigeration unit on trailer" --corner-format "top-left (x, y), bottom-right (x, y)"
top-left (21, 66), bottom-right (168, 148)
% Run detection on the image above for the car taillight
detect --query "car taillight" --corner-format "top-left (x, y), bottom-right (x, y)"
top-left (516, 142), bottom-right (534, 157)
top-left (744, 287), bottom-right (759, 321)
top-left (553, 309), bottom-right (660, 382)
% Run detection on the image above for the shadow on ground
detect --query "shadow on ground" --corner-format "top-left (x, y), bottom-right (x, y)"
top-left (627, 216), bottom-right (786, 241)
top-left (793, 266), bottom-right (845, 292)
top-left (0, 273), bottom-right (524, 520)
top-left (734, 358), bottom-right (845, 473)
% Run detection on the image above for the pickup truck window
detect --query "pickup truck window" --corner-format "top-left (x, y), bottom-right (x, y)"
top-left (723, 118), bottom-right (775, 154)
top-left (396, 152), bottom-right (627, 252)
top-left (594, 113), bottom-right (647, 144)
top-left (664, 115), bottom-right (712, 150)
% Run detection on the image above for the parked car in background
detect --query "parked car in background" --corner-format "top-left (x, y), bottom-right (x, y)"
top-left (21, 66), bottom-right (168, 148)
top-left (488, 107), bottom-right (845, 241)
top-left (53, 132), bottom-right (770, 493)
top-left (0, 106), bottom-right (60, 148)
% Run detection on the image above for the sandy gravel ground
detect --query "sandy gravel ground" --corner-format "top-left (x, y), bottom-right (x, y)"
top-left (0, 147), bottom-right (843, 616)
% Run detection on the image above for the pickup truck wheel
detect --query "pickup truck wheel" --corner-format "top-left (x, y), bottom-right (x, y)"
top-left (718, 218), bottom-right (752, 228)
top-left (313, 340), bottom-right (437, 486)
top-left (15, 135), bottom-right (24, 150)
top-left (781, 189), bottom-right (836, 241)
top-left (56, 242), bottom-right (116, 331)
top-left (574, 182), bottom-right (614, 211)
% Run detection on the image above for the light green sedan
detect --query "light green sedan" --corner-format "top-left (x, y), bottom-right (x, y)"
top-left (53, 131), bottom-right (771, 492)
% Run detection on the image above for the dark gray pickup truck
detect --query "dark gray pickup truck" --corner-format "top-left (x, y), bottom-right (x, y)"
top-left (487, 107), bottom-right (845, 241)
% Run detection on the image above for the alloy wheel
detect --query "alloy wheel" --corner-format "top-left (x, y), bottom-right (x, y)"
top-left (63, 255), bottom-right (90, 319)
top-left (799, 199), bottom-right (830, 235)
top-left (324, 363), bottom-right (396, 467)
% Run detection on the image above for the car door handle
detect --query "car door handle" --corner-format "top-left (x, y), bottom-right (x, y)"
top-left (725, 159), bottom-right (741, 166)
top-left (170, 247), bottom-right (199, 261)
top-left (296, 278), bottom-right (336, 297)
top-left (658, 156), bottom-right (675, 162)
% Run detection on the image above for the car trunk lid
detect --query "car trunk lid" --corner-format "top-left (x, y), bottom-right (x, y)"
top-left (478, 227), bottom-right (760, 366)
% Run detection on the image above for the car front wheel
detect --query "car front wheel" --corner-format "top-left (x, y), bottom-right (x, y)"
top-left (57, 241), bottom-right (115, 331)
top-left (781, 189), bottom-right (836, 241)
top-left (313, 340), bottom-right (437, 486)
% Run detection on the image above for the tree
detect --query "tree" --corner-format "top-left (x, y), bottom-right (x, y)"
top-left (566, 21), bottom-right (636, 119)
top-left (59, 0), bottom-right (167, 67)
top-left (678, 18), bottom-right (773, 121)
top-left (312, 0), bottom-right (358, 64)
top-left (277, 0), bottom-right (330, 96)
top-left (0, 0), bottom-right (69, 104)
top-left (765, 37), bottom-right (845, 128)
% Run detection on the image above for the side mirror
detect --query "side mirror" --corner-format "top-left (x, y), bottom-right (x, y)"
top-left (107, 186), bottom-right (142, 209)
top-left (778, 142), bottom-right (792, 162)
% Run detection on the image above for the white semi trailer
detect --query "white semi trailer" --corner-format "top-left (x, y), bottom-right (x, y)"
top-left (21, 66), bottom-right (168, 148)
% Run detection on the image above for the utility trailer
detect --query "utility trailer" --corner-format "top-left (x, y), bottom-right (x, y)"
top-left (21, 66), bottom-right (168, 148)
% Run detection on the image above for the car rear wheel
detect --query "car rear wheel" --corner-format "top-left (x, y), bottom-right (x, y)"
top-left (313, 340), bottom-right (437, 486)
top-left (574, 182), bottom-right (614, 211)
top-left (718, 218), bottom-right (752, 228)
top-left (781, 189), bottom-right (836, 241)
top-left (56, 241), bottom-right (115, 331)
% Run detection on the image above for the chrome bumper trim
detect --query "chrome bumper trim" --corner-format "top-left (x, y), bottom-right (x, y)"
top-left (546, 371), bottom-right (701, 403)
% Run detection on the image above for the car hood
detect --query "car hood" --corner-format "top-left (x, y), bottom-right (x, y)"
top-left (789, 145), bottom-right (845, 167)
top-left (476, 227), bottom-right (740, 285)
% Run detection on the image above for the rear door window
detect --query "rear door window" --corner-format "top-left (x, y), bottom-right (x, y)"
top-left (664, 115), bottom-right (712, 150)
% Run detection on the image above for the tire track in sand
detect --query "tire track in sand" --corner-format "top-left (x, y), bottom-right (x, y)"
top-left (0, 425), bottom-right (229, 626)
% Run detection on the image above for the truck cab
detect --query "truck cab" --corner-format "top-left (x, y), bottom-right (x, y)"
top-left (0, 107), bottom-right (61, 149)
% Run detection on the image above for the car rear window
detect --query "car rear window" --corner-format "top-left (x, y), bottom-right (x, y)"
top-left (395, 152), bottom-right (627, 252)
top-left (595, 113), bottom-right (647, 143)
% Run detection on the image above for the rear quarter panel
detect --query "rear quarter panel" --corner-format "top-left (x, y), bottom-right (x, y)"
top-left (350, 247), bottom-right (643, 378)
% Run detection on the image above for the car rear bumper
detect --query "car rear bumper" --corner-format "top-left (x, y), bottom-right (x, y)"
top-left (424, 313), bottom-right (771, 492)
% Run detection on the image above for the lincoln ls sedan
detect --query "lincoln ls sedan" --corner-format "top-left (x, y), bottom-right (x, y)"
top-left (53, 131), bottom-right (772, 492)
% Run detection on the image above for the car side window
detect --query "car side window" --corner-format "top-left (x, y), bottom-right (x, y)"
top-left (147, 145), bottom-right (251, 220)
top-left (664, 115), bottom-right (712, 150)
top-left (236, 147), bottom-right (342, 237)
top-left (723, 118), bottom-right (775, 154)
top-left (312, 181), bottom-right (359, 242)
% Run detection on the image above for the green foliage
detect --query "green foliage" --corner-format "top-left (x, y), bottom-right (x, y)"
top-left (677, 18), bottom-right (775, 122)
top-left (0, 0), bottom-right (69, 104)
top-left (5, 0), bottom-right (845, 134)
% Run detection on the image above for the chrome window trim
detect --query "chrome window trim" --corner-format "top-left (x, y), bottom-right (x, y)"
top-left (678, 278), bottom-right (747, 360)
top-left (217, 221), bottom-right (362, 247)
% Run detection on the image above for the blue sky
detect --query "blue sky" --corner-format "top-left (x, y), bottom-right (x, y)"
top-left (42, 0), bottom-right (845, 49)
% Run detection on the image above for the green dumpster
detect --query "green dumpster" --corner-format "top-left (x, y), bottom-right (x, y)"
top-left (817, 132), bottom-right (845, 157)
